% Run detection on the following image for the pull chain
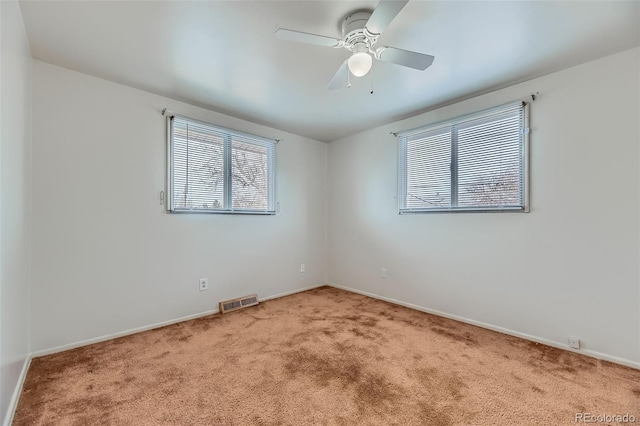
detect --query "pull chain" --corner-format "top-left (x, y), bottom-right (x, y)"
top-left (370, 62), bottom-right (374, 95)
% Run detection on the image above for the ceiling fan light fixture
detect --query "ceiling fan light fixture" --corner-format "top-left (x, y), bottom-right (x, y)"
top-left (348, 52), bottom-right (373, 77)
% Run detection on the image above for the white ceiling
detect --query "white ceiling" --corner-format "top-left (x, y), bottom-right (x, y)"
top-left (20, 1), bottom-right (640, 142)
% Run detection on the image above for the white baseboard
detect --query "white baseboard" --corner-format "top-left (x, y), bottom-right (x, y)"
top-left (31, 308), bottom-right (219, 358)
top-left (3, 354), bottom-right (32, 426)
top-left (328, 283), bottom-right (640, 370)
top-left (260, 284), bottom-right (325, 302)
top-left (31, 283), bottom-right (326, 358)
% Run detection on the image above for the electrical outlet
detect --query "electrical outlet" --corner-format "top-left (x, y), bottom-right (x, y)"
top-left (300, 264), bottom-right (306, 273)
top-left (381, 268), bottom-right (388, 279)
top-left (199, 278), bottom-right (209, 291)
top-left (568, 336), bottom-right (580, 349)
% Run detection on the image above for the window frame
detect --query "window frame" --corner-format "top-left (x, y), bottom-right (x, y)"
top-left (398, 101), bottom-right (530, 214)
top-left (166, 115), bottom-right (277, 215)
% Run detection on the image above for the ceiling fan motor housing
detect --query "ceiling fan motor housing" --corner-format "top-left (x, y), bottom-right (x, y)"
top-left (341, 11), bottom-right (377, 52)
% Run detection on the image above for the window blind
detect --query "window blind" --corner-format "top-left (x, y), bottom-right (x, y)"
top-left (168, 116), bottom-right (276, 214)
top-left (398, 102), bottom-right (529, 213)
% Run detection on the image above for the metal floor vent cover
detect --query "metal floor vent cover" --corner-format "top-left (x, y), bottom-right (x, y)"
top-left (219, 294), bottom-right (259, 314)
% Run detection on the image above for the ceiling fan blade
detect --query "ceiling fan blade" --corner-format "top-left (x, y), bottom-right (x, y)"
top-left (275, 28), bottom-right (343, 48)
top-left (365, 0), bottom-right (409, 36)
top-left (327, 60), bottom-right (349, 90)
top-left (375, 46), bottom-right (434, 70)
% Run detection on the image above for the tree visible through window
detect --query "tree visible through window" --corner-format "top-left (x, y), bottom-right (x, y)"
top-left (398, 102), bottom-right (529, 213)
top-left (168, 117), bottom-right (276, 213)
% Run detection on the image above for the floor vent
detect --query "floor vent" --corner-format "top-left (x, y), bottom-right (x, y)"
top-left (219, 294), bottom-right (259, 314)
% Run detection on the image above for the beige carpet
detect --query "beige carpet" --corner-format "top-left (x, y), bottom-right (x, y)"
top-left (14, 286), bottom-right (640, 425)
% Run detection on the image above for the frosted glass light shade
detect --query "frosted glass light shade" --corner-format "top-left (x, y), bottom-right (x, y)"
top-left (348, 52), bottom-right (372, 77)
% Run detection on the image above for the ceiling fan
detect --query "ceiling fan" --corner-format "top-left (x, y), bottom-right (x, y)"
top-left (275, 0), bottom-right (434, 90)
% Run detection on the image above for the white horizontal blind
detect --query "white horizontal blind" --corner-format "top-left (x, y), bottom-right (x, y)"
top-left (169, 116), bottom-right (276, 214)
top-left (231, 137), bottom-right (271, 211)
top-left (399, 102), bottom-right (528, 213)
top-left (457, 108), bottom-right (523, 208)
top-left (405, 127), bottom-right (452, 209)
top-left (172, 118), bottom-right (225, 210)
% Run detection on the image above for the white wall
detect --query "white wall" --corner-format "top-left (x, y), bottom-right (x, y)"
top-left (30, 61), bottom-right (327, 352)
top-left (328, 48), bottom-right (640, 366)
top-left (0, 1), bottom-right (32, 424)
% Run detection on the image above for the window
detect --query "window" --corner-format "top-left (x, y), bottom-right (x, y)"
top-left (398, 101), bottom-right (529, 213)
top-left (167, 116), bottom-right (276, 214)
